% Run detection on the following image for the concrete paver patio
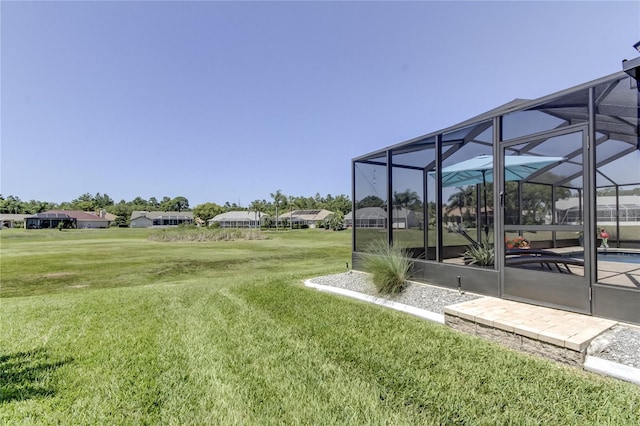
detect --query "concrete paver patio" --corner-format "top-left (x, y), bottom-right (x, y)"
top-left (444, 297), bottom-right (617, 365)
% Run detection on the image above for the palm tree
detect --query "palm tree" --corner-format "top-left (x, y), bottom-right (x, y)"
top-left (249, 199), bottom-right (264, 228)
top-left (270, 190), bottom-right (286, 230)
top-left (393, 189), bottom-right (420, 229)
top-left (447, 186), bottom-right (474, 224)
top-left (288, 196), bottom-right (297, 230)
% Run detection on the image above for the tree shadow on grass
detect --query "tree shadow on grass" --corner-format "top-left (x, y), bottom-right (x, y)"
top-left (0, 348), bottom-right (73, 403)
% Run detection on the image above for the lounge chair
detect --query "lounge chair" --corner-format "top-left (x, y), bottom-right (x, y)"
top-left (505, 254), bottom-right (584, 274)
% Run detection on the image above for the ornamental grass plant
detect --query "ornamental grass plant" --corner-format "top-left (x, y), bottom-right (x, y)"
top-left (362, 240), bottom-right (413, 295)
top-left (463, 242), bottom-right (495, 267)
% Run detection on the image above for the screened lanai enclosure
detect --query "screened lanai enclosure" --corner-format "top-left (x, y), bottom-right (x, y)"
top-left (352, 63), bottom-right (640, 325)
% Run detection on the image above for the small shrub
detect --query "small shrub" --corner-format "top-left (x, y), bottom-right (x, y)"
top-left (148, 227), bottom-right (267, 242)
top-left (178, 223), bottom-right (198, 230)
top-left (362, 240), bottom-right (412, 295)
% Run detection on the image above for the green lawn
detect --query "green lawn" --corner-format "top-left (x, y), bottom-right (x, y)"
top-left (1, 228), bottom-right (639, 424)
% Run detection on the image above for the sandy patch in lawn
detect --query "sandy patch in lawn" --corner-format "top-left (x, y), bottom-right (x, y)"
top-left (43, 272), bottom-right (77, 278)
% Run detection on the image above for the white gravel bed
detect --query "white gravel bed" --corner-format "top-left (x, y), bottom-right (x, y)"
top-left (307, 271), bottom-right (640, 372)
top-left (589, 325), bottom-right (640, 370)
top-left (308, 271), bottom-right (481, 314)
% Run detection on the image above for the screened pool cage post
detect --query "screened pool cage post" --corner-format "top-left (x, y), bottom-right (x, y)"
top-left (387, 149), bottom-right (393, 247)
top-left (351, 160), bottom-right (356, 253)
top-left (475, 183), bottom-right (481, 245)
top-left (423, 167), bottom-right (429, 261)
top-left (551, 185), bottom-right (557, 247)
top-left (482, 171), bottom-right (489, 240)
top-left (615, 185), bottom-right (620, 248)
top-left (435, 134), bottom-right (443, 262)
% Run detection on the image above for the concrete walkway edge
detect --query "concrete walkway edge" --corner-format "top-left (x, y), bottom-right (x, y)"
top-left (303, 280), bottom-right (445, 324)
top-left (304, 279), bottom-right (640, 386)
top-left (584, 356), bottom-right (640, 385)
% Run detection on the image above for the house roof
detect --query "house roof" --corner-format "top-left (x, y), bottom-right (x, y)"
top-left (28, 210), bottom-right (110, 222)
top-left (131, 215), bottom-right (153, 222)
top-left (277, 209), bottom-right (333, 221)
top-left (131, 211), bottom-right (194, 220)
top-left (27, 212), bottom-right (72, 219)
top-left (210, 211), bottom-right (267, 222)
top-left (0, 214), bottom-right (30, 221)
top-left (98, 211), bottom-right (118, 221)
top-left (345, 207), bottom-right (386, 220)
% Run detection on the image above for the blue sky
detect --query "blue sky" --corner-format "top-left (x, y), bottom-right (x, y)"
top-left (2, 1), bottom-right (639, 207)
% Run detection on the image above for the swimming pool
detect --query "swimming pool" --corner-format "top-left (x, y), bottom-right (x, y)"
top-left (569, 251), bottom-right (640, 265)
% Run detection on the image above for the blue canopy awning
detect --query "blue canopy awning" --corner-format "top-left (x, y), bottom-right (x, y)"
top-left (431, 154), bottom-right (565, 187)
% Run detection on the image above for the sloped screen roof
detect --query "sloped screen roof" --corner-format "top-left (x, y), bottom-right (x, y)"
top-left (355, 73), bottom-right (639, 189)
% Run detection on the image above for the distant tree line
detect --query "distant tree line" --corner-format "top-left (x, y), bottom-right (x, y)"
top-left (597, 187), bottom-right (640, 196)
top-left (193, 191), bottom-right (352, 223)
top-left (0, 191), bottom-right (352, 226)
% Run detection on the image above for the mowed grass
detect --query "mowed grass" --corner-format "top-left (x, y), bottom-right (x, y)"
top-left (1, 228), bottom-right (639, 424)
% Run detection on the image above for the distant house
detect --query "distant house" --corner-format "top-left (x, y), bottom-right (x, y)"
top-left (96, 210), bottom-right (118, 223)
top-left (0, 213), bottom-right (29, 228)
top-left (208, 211), bottom-right (267, 228)
top-left (345, 207), bottom-right (420, 229)
top-left (443, 206), bottom-right (492, 226)
top-left (389, 208), bottom-right (420, 229)
top-left (277, 209), bottom-right (334, 228)
top-left (25, 212), bottom-right (75, 229)
top-left (130, 211), bottom-right (194, 228)
top-left (25, 210), bottom-right (111, 229)
top-left (555, 195), bottom-right (640, 224)
top-left (345, 207), bottom-right (386, 228)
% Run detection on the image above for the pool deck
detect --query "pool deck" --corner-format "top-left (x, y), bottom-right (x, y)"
top-left (552, 247), bottom-right (640, 288)
top-left (597, 261), bottom-right (640, 287)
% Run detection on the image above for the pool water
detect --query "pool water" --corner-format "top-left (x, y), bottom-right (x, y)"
top-left (570, 251), bottom-right (640, 265)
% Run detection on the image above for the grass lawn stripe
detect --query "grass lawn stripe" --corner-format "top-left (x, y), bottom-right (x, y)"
top-left (1, 228), bottom-right (639, 424)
